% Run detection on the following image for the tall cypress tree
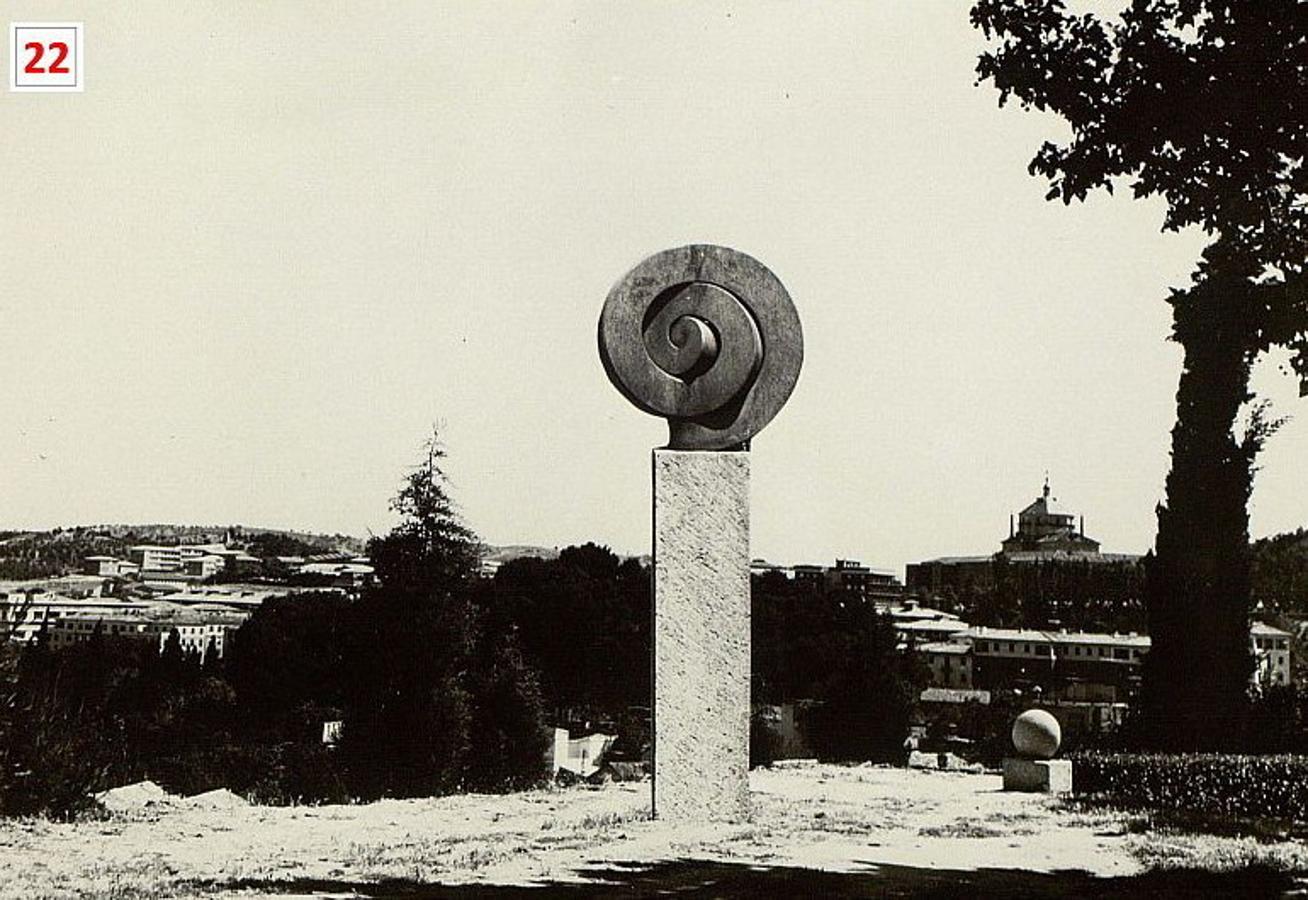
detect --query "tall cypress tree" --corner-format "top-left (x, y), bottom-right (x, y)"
top-left (972, 0), bottom-right (1308, 748)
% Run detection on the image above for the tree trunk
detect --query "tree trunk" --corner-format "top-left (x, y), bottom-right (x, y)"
top-left (1142, 269), bottom-right (1258, 750)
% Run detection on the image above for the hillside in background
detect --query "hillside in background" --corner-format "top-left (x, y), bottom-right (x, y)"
top-left (482, 544), bottom-right (561, 564)
top-left (0, 525), bottom-right (366, 580)
top-left (481, 544), bottom-right (651, 568)
top-left (1253, 528), bottom-right (1308, 616)
top-left (0, 529), bottom-right (649, 582)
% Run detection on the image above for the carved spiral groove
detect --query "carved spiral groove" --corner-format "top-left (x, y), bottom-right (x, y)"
top-left (598, 245), bottom-right (803, 450)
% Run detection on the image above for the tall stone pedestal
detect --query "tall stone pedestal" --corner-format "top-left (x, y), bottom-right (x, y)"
top-left (652, 449), bottom-right (751, 821)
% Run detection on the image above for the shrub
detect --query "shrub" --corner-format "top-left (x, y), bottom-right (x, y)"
top-left (1072, 751), bottom-right (1308, 824)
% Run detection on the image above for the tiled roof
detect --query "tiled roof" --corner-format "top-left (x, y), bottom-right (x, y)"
top-left (920, 688), bottom-right (991, 704)
top-left (916, 555), bottom-right (993, 566)
top-left (915, 641), bottom-right (970, 654)
top-left (966, 626), bottom-right (1150, 648)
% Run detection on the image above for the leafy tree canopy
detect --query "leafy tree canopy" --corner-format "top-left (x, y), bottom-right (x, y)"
top-left (973, 0), bottom-right (1308, 386)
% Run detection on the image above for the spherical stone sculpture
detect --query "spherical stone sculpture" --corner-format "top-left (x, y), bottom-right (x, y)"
top-left (598, 245), bottom-right (803, 450)
top-left (1011, 709), bottom-right (1061, 760)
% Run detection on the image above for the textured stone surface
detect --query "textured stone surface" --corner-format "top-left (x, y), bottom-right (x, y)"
top-left (599, 245), bottom-right (803, 450)
top-left (1012, 709), bottom-right (1062, 759)
top-left (1003, 758), bottom-right (1073, 793)
top-left (652, 449), bottom-right (751, 821)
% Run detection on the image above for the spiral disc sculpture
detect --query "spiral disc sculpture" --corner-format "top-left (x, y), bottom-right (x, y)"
top-left (598, 245), bottom-right (803, 450)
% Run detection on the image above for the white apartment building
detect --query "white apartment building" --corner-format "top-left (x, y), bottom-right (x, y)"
top-left (917, 622), bottom-right (1293, 693)
top-left (917, 640), bottom-right (974, 689)
top-left (83, 556), bottom-right (141, 578)
top-left (0, 590), bottom-right (149, 643)
top-left (1252, 622), bottom-right (1293, 687)
top-left (49, 610), bottom-right (244, 663)
top-left (129, 545), bottom-right (183, 572)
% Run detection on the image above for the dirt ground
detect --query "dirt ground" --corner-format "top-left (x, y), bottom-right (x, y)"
top-left (2, 764), bottom-right (1306, 898)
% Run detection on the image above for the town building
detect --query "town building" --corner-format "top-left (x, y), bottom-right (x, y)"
top-left (49, 611), bottom-right (244, 663)
top-left (1, 589), bottom-right (149, 643)
top-left (967, 626), bottom-right (1151, 702)
top-left (1000, 480), bottom-right (1099, 555)
top-left (150, 584), bottom-right (297, 612)
top-left (905, 480), bottom-right (1140, 595)
top-left (159, 619), bottom-right (242, 661)
top-left (183, 555), bottom-right (226, 580)
top-left (886, 602), bottom-right (968, 645)
top-left (917, 641), bottom-right (973, 689)
top-left (550, 727), bottom-right (617, 778)
top-left (299, 561), bottom-right (375, 590)
top-left (913, 620), bottom-right (1293, 700)
top-left (82, 556), bottom-right (141, 578)
top-left (125, 544), bottom-right (262, 580)
top-left (790, 564), bottom-right (825, 590)
top-left (1252, 622), bottom-right (1293, 687)
top-left (750, 558), bottom-right (905, 600)
top-left (1, 575), bottom-right (296, 645)
top-left (128, 544), bottom-right (184, 572)
top-left (47, 614), bottom-right (168, 650)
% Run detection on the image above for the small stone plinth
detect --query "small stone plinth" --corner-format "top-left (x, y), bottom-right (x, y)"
top-left (652, 449), bottom-right (750, 822)
top-left (1002, 757), bottom-right (1072, 794)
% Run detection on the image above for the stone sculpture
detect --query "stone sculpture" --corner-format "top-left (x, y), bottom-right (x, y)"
top-left (598, 244), bottom-right (803, 451)
top-left (1011, 708), bottom-right (1061, 759)
top-left (1003, 708), bottom-right (1072, 793)
top-left (598, 245), bottom-right (802, 821)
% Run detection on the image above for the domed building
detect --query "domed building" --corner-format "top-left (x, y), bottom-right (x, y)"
top-left (1000, 479), bottom-right (1099, 555)
top-left (905, 479), bottom-right (1138, 597)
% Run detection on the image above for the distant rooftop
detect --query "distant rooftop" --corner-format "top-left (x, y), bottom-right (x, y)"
top-left (920, 687), bottom-right (991, 704)
top-left (967, 626), bottom-right (1150, 648)
top-left (915, 641), bottom-right (970, 654)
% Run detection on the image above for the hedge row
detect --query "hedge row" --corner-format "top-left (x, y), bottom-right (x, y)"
top-left (1072, 752), bottom-right (1308, 823)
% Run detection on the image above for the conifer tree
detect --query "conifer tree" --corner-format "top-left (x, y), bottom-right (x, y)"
top-left (972, 0), bottom-right (1308, 749)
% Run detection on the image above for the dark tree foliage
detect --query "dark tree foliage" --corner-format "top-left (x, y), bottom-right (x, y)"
top-left (339, 589), bottom-right (480, 797)
top-left (226, 592), bottom-right (352, 739)
top-left (965, 558), bottom-right (1146, 632)
top-left (0, 634), bottom-right (121, 818)
top-left (465, 633), bottom-right (550, 792)
top-left (752, 574), bottom-right (925, 763)
top-left (240, 531), bottom-right (325, 560)
top-left (0, 430), bottom-right (551, 815)
top-left (0, 529), bottom-right (130, 580)
top-left (0, 631), bottom-right (248, 817)
top-left (341, 429), bottom-right (547, 799)
top-left (973, 0), bottom-right (1308, 749)
top-left (1252, 528), bottom-right (1308, 615)
top-left (476, 544), bottom-right (650, 722)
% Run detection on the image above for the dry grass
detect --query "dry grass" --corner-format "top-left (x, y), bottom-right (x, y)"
top-left (918, 818), bottom-right (1007, 839)
top-left (1, 766), bottom-right (1305, 898)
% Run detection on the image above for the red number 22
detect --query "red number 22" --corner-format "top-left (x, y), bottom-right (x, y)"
top-left (23, 41), bottom-right (70, 74)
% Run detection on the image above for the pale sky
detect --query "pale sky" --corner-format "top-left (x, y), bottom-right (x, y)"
top-left (3, 2), bottom-right (1305, 575)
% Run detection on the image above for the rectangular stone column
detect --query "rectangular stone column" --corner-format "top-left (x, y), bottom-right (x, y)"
top-left (652, 449), bottom-right (750, 821)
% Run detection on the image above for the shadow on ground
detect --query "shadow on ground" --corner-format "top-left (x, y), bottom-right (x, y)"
top-left (190, 859), bottom-right (1303, 898)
